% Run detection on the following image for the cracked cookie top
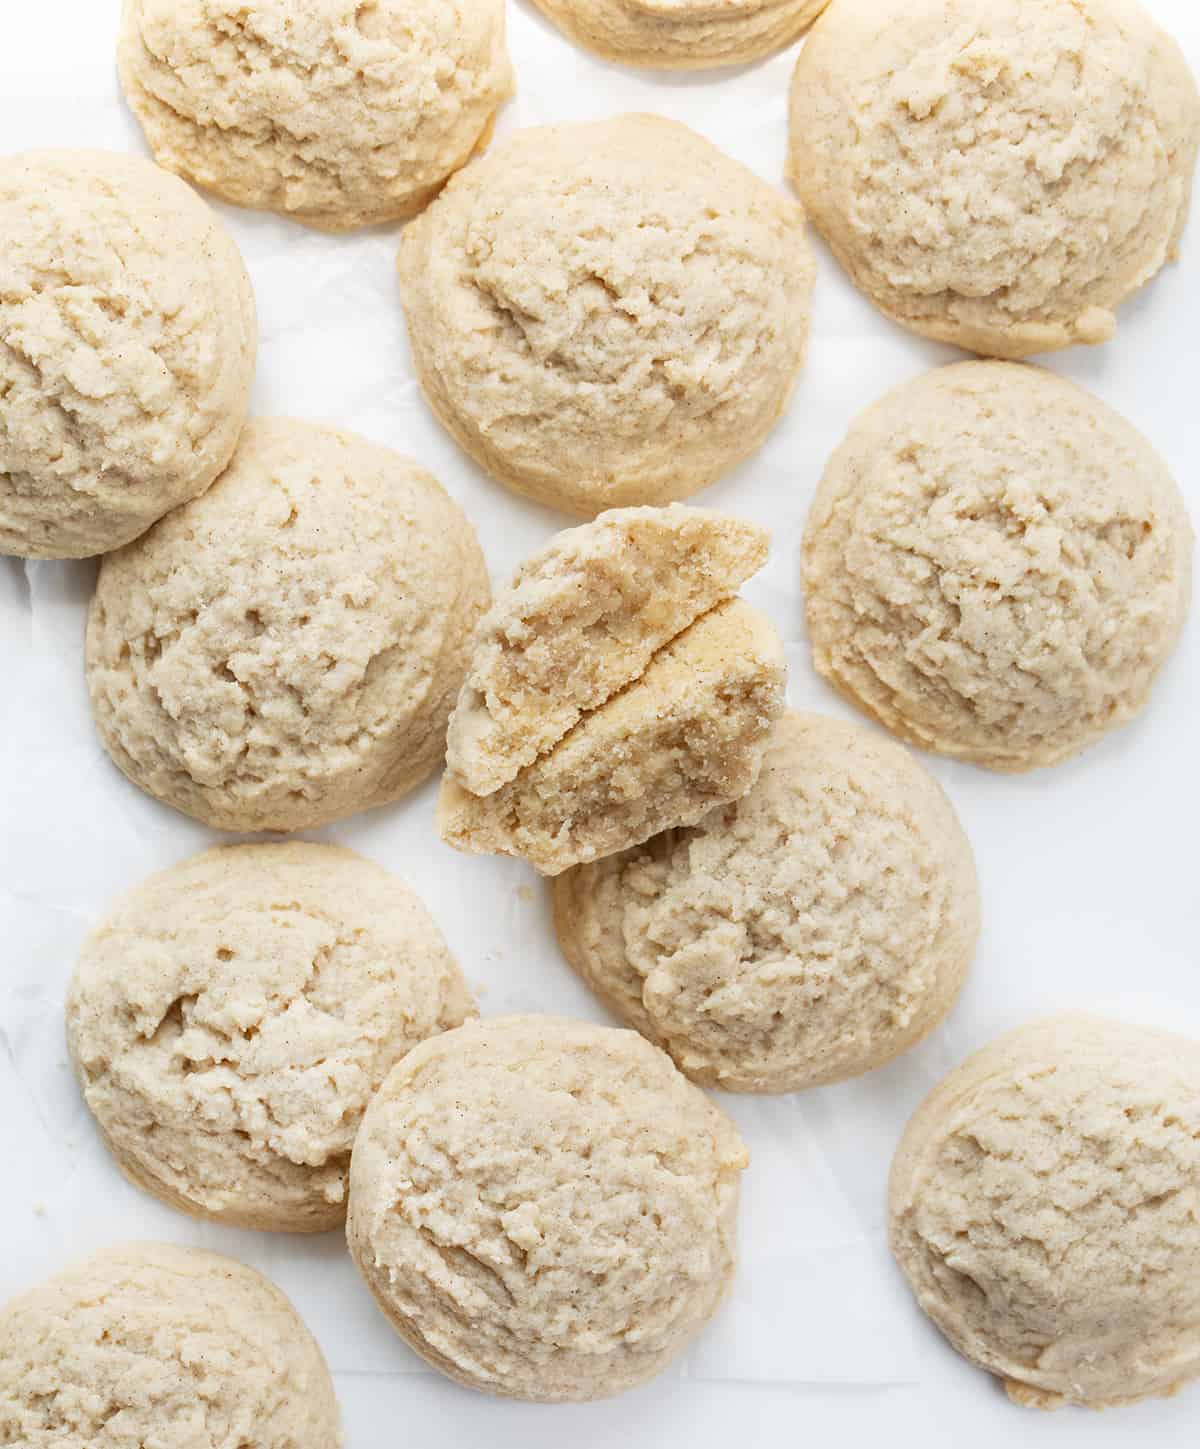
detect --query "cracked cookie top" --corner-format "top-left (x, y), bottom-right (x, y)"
top-left (802, 361), bottom-right (1192, 771)
top-left (85, 417), bottom-right (490, 830)
top-left (553, 711), bottom-right (979, 1091)
top-left (0, 1243), bottom-right (342, 1445)
top-left (889, 1013), bottom-right (1200, 1408)
top-left (398, 114), bottom-right (814, 515)
top-left (0, 149), bottom-right (255, 559)
top-left (118, 0), bottom-right (514, 231)
top-left (788, 0), bottom-right (1200, 357)
top-left (347, 1014), bottom-right (747, 1401)
top-left (67, 842), bottom-right (474, 1232)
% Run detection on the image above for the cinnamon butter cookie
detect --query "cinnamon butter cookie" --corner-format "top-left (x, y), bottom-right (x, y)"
top-left (0, 1243), bottom-right (341, 1446)
top-left (67, 842), bottom-right (474, 1232)
top-left (802, 363), bottom-right (1192, 770)
top-left (347, 1015), bottom-right (747, 1400)
top-left (554, 712), bottom-right (979, 1091)
top-left (87, 418), bottom-right (489, 830)
top-left (788, 0), bottom-right (1200, 357)
top-left (399, 115), bottom-right (814, 514)
top-left (527, 0), bottom-right (829, 71)
top-left (890, 1014), bottom-right (1200, 1409)
top-left (0, 150), bottom-right (255, 558)
top-left (119, 0), bottom-right (514, 230)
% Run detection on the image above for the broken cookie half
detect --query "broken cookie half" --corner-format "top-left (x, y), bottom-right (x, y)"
top-left (439, 588), bottom-right (786, 875)
top-left (444, 503), bottom-right (770, 797)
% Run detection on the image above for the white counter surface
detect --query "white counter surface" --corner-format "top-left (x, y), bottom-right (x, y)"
top-left (1, 3), bottom-right (1197, 1444)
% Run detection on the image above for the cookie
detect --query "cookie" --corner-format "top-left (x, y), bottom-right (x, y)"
top-left (0, 150), bottom-right (255, 559)
top-left (439, 599), bottom-right (786, 875)
top-left (802, 362), bottom-right (1192, 771)
top-left (346, 1015), bottom-right (747, 1401)
top-left (446, 504), bottom-right (769, 796)
top-left (889, 1014), bottom-right (1200, 1410)
top-left (526, 0), bottom-right (828, 70)
top-left (0, 1243), bottom-right (341, 1446)
top-left (788, 0), bottom-right (1200, 357)
top-left (67, 842), bottom-right (474, 1233)
top-left (118, 0), bottom-right (514, 232)
top-left (398, 115), bottom-right (815, 515)
top-left (86, 418), bottom-right (490, 831)
top-left (554, 712), bottom-right (979, 1092)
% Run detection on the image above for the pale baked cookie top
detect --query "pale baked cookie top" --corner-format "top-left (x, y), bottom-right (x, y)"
top-left (802, 362), bottom-right (1192, 771)
top-left (68, 842), bottom-right (474, 1233)
top-left (526, 0), bottom-right (828, 71)
top-left (0, 150), bottom-right (255, 559)
top-left (890, 1014), bottom-right (1200, 1409)
top-left (346, 1015), bottom-right (747, 1401)
top-left (554, 712), bottom-right (979, 1091)
top-left (0, 1243), bottom-right (342, 1446)
top-left (446, 504), bottom-right (769, 796)
top-left (399, 115), bottom-right (814, 515)
top-left (86, 417), bottom-right (490, 831)
top-left (119, 0), bottom-right (514, 230)
top-left (789, 0), bottom-right (1200, 357)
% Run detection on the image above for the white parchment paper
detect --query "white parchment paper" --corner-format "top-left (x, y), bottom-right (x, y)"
top-left (1, 2), bottom-right (1198, 1441)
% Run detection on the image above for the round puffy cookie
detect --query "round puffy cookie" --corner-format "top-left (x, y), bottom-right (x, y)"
top-left (526, 0), bottom-right (828, 70)
top-left (86, 417), bottom-right (490, 831)
top-left (889, 1014), bottom-right (1200, 1409)
top-left (347, 1015), bottom-right (747, 1400)
top-left (0, 1243), bottom-right (341, 1446)
top-left (118, 0), bottom-right (514, 232)
top-left (67, 842), bottom-right (475, 1232)
top-left (554, 712), bottom-right (979, 1092)
top-left (802, 362), bottom-right (1193, 771)
top-left (0, 150), bottom-right (255, 559)
top-left (398, 114), bottom-right (815, 515)
top-left (788, 0), bottom-right (1200, 357)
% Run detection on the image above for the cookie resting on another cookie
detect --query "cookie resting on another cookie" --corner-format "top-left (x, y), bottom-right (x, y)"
top-left (439, 599), bottom-right (786, 875)
top-left (445, 504), bottom-right (769, 796)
